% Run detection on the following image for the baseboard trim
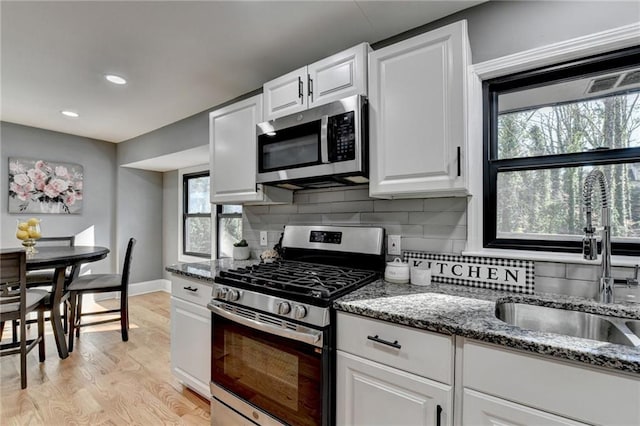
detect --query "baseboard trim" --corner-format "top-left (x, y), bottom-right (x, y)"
top-left (93, 279), bottom-right (171, 301)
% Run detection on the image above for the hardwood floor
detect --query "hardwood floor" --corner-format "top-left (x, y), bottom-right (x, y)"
top-left (0, 292), bottom-right (210, 425)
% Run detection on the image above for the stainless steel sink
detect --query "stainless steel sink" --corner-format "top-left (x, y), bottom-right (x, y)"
top-left (495, 302), bottom-right (640, 347)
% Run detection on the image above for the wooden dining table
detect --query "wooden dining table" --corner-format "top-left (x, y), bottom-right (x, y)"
top-left (25, 245), bottom-right (110, 359)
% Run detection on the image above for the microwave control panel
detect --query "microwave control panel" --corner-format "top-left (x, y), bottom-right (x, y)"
top-left (328, 111), bottom-right (356, 162)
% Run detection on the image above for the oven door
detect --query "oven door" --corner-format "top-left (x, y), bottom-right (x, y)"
top-left (210, 301), bottom-right (327, 426)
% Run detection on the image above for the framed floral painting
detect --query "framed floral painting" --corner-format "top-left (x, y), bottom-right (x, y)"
top-left (8, 158), bottom-right (83, 214)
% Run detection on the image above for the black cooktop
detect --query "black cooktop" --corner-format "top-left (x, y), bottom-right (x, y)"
top-left (215, 260), bottom-right (379, 304)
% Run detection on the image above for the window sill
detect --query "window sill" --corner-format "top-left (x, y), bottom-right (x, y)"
top-left (462, 248), bottom-right (638, 267)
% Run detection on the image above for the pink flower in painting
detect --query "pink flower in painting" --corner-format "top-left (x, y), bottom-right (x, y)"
top-left (9, 161), bottom-right (25, 173)
top-left (22, 182), bottom-right (35, 193)
top-left (35, 160), bottom-right (46, 170)
top-left (75, 180), bottom-right (83, 190)
top-left (55, 166), bottom-right (69, 178)
top-left (27, 168), bottom-right (47, 182)
top-left (43, 178), bottom-right (69, 198)
top-left (64, 193), bottom-right (76, 206)
top-left (13, 173), bottom-right (30, 186)
top-left (74, 191), bottom-right (83, 200)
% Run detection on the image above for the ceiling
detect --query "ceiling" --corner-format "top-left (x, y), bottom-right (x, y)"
top-left (0, 1), bottom-right (484, 144)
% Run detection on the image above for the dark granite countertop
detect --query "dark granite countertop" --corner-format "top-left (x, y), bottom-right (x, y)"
top-left (165, 259), bottom-right (260, 282)
top-left (166, 261), bottom-right (640, 375)
top-left (334, 280), bottom-right (640, 375)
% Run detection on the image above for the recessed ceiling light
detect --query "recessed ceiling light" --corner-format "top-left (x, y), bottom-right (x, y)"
top-left (61, 110), bottom-right (79, 118)
top-left (105, 74), bottom-right (127, 85)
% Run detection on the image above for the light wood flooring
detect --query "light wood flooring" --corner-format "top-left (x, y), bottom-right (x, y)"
top-left (0, 292), bottom-right (210, 425)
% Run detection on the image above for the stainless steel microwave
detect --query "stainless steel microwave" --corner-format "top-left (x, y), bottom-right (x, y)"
top-left (256, 94), bottom-right (368, 189)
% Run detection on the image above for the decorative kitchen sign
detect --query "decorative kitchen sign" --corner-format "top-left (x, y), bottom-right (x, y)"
top-left (402, 251), bottom-right (535, 294)
top-left (8, 157), bottom-right (83, 214)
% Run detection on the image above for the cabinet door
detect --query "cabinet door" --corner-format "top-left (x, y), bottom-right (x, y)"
top-left (369, 20), bottom-right (469, 198)
top-left (462, 388), bottom-right (588, 426)
top-left (308, 43), bottom-right (368, 109)
top-left (337, 351), bottom-right (451, 426)
top-left (263, 66), bottom-right (307, 121)
top-left (170, 296), bottom-right (211, 398)
top-left (210, 94), bottom-right (263, 203)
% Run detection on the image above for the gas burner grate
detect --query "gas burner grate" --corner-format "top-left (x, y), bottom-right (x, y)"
top-left (218, 260), bottom-right (378, 300)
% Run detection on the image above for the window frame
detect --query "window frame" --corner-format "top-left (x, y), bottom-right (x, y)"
top-left (182, 170), bottom-right (212, 258)
top-left (215, 204), bottom-right (243, 259)
top-left (483, 46), bottom-right (640, 256)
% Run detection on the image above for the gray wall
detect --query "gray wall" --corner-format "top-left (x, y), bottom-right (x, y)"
top-left (163, 170), bottom-right (179, 280)
top-left (116, 167), bottom-right (164, 283)
top-left (374, 1), bottom-right (640, 64)
top-left (0, 121), bottom-right (117, 274)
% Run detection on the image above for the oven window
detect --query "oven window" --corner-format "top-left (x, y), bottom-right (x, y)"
top-left (212, 314), bottom-right (323, 426)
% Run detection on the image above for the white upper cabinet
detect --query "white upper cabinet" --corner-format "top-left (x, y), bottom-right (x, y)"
top-left (263, 43), bottom-right (369, 121)
top-left (209, 94), bottom-right (292, 204)
top-left (368, 20), bottom-right (470, 199)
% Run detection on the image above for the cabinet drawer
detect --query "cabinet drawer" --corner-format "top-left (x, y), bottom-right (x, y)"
top-left (337, 312), bottom-right (453, 384)
top-left (171, 275), bottom-right (213, 307)
top-left (463, 340), bottom-right (640, 426)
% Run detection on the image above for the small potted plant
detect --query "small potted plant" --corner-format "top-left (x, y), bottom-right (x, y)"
top-left (232, 239), bottom-right (250, 260)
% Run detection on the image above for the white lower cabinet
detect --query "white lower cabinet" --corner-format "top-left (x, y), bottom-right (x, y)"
top-left (337, 351), bottom-right (452, 426)
top-left (462, 388), bottom-right (588, 426)
top-left (170, 276), bottom-right (212, 399)
top-left (336, 312), bottom-right (453, 426)
top-left (461, 340), bottom-right (640, 426)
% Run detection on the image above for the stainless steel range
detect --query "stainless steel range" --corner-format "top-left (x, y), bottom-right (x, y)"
top-left (208, 225), bottom-right (385, 426)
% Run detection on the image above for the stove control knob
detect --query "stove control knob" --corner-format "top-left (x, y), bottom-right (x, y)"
top-left (214, 287), bottom-right (228, 300)
top-left (227, 289), bottom-right (240, 302)
top-left (293, 305), bottom-right (307, 320)
top-left (276, 301), bottom-right (291, 315)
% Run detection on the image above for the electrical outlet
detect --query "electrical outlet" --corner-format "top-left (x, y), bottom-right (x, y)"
top-left (388, 235), bottom-right (401, 255)
top-left (260, 231), bottom-right (268, 246)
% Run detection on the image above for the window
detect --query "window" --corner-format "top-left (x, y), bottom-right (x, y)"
top-left (217, 205), bottom-right (242, 258)
top-left (484, 47), bottom-right (640, 256)
top-left (183, 172), bottom-right (211, 257)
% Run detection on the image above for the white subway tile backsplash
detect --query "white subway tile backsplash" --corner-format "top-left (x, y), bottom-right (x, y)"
top-left (343, 187), bottom-right (371, 201)
top-left (535, 262), bottom-right (566, 278)
top-left (566, 263), bottom-right (599, 281)
top-left (287, 214), bottom-right (324, 224)
top-left (535, 277), bottom-right (598, 299)
top-left (423, 225), bottom-right (466, 239)
top-left (451, 239), bottom-right (467, 254)
top-left (321, 213), bottom-right (362, 224)
top-left (402, 237), bottom-right (453, 254)
top-left (298, 203), bottom-right (333, 214)
top-left (380, 224), bottom-right (424, 236)
top-left (268, 204), bottom-right (299, 214)
top-left (409, 211), bottom-right (466, 226)
top-left (307, 191), bottom-right (345, 204)
top-left (374, 199), bottom-right (424, 212)
top-left (293, 192), bottom-right (310, 204)
top-left (361, 212), bottom-right (410, 224)
top-left (331, 201), bottom-right (374, 213)
top-left (423, 198), bottom-right (467, 212)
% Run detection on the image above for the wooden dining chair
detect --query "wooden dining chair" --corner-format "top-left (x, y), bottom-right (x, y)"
top-left (12, 236), bottom-right (77, 340)
top-left (68, 238), bottom-right (136, 352)
top-left (0, 250), bottom-right (48, 389)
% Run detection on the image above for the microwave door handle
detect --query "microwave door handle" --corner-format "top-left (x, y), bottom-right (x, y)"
top-left (320, 115), bottom-right (329, 164)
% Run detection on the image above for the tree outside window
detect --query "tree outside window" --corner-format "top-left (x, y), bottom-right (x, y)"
top-left (484, 47), bottom-right (640, 255)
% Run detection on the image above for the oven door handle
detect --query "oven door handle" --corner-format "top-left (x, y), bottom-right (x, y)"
top-left (320, 115), bottom-right (329, 164)
top-left (209, 303), bottom-right (324, 348)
